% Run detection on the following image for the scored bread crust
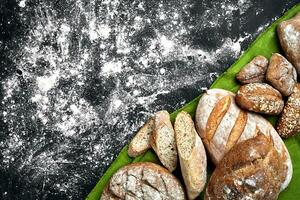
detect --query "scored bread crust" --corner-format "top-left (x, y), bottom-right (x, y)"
top-left (175, 111), bottom-right (207, 200)
top-left (195, 88), bottom-right (292, 191)
top-left (205, 134), bottom-right (286, 200)
top-left (128, 117), bottom-right (154, 157)
top-left (150, 110), bottom-right (178, 172)
top-left (101, 162), bottom-right (186, 200)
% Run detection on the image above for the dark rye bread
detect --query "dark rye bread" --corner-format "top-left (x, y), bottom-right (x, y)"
top-left (100, 162), bottom-right (186, 200)
top-left (128, 117), bottom-right (154, 157)
top-left (174, 111), bottom-right (207, 200)
top-left (205, 134), bottom-right (286, 200)
top-left (150, 110), bottom-right (178, 172)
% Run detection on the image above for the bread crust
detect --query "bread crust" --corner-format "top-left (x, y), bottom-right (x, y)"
top-left (175, 111), bottom-right (207, 199)
top-left (235, 83), bottom-right (284, 115)
top-left (236, 55), bottom-right (268, 84)
top-left (277, 83), bottom-right (300, 138)
top-left (205, 134), bottom-right (286, 200)
top-left (128, 117), bottom-right (154, 157)
top-left (266, 53), bottom-right (297, 96)
top-left (277, 13), bottom-right (300, 74)
top-left (195, 88), bottom-right (292, 190)
top-left (102, 162), bottom-right (186, 200)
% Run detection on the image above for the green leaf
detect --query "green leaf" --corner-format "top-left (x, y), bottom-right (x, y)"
top-left (86, 3), bottom-right (300, 200)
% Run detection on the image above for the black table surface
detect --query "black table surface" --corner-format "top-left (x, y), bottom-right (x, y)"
top-left (0, 0), bottom-right (299, 199)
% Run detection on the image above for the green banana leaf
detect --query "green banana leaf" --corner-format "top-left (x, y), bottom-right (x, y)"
top-left (86, 3), bottom-right (300, 200)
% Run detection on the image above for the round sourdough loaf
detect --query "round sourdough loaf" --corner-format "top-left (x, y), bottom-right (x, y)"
top-left (195, 88), bottom-right (292, 190)
top-left (205, 134), bottom-right (286, 200)
top-left (100, 162), bottom-right (186, 200)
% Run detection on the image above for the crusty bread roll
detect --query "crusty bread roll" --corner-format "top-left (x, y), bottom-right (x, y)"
top-left (205, 134), bottom-right (286, 200)
top-left (195, 88), bottom-right (292, 190)
top-left (277, 13), bottom-right (300, 74)
top-left (277, 83), bottom-right (300, 138)
top-left (174, 111), bottom-right (207, 199)
top-left (101, 162), bottom-right (186, 200)
top-left (128, 117), bottom-right (154, 157)
top-left (150, 110), bottom-right (178, 172)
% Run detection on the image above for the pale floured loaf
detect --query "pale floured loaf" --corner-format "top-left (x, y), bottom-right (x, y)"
top-left (195, 88), bottom-right (292, 190)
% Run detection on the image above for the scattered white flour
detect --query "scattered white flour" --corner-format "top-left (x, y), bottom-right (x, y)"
top-left (1, 0), bottom-right (276, 198)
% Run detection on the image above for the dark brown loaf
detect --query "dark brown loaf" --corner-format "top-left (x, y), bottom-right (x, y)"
top-left (277, 13), bottom-right (300, 74)
top-left (235, 83), bottom-right (284, 115)
top-left (100, 162), bottom-right (186, 200)
top-left (236, 55), bottom-right (268, 84)
top-left (195, 89), bottom-right (292, 190)
top-left (266, 53), bottom-right (297, 96)
top-left (205, 134), bottom-right (286, 200)
top-left (277, 83), bottom-right (300, 138)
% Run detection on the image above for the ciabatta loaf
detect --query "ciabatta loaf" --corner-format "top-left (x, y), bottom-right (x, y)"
top-left (175, 111), bottom-right (207, 199)
top-left (195, 88), bottom-right (292, 190)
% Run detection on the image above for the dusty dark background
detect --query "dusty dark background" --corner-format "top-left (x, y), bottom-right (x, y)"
top-left (0, 0), bottom-right (299, 199)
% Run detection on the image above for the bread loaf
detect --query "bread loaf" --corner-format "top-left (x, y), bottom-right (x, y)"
top-left (128, 117), bottom-right (154, 157)
top-left (174, 111), bottom-right (207, 199)
top-left (205, 134), bottom-right (286, 200)
top-left (150, 110), bottom-right (178, 172)
top-left (277, 83), bottom-right (300, 138)
top-left (195, 88), bottom-right (292, 190)
top-left (235, 83), bottom-right (284, 115)
top-left (101, 162), bottom-right (186, 200)
top-left (266, 53), bottom-right (297, 96)
top-left (277, 13), bottom-right (300, 74)
top-left (236, 55), bottom-right (268, 84)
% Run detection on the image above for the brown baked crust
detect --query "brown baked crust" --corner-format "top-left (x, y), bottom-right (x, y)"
top-left (266, 53), bottom-right (297, 96)
top-left (101, 162), bottom-right (186, 200)
top-left (277, 83), bottom-right (300, 138)
top-left (277, 13), bottom-right (300, 74)
top-left (128, 117), bottom-right (154, 157)
top-left (236, 55), bottom-right (268, 84)
top-left (205, 134), bottom-right (286, 200)
top-left (235, 83), bottom-right (284, 115)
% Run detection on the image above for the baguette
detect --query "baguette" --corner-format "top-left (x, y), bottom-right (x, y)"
top-left (174, 111), bottom-right (207, 199)
top-left (205, 134), bottom-right (286, 200)
top-left (128, 117), bottom-right (154, 157)
top-left (195, 88), bottom-right (292, 190)
top-left (101, 162), bottom-right (186, 200)
top-left (150, 110), bottom-right (178, 172)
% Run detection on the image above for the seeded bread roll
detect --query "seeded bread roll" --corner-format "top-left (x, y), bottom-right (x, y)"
top-left (266, 53), bottom-right (297, 96)
top-left (205, 134), bottom-right (286, 200)
top-left (277, 13), bottom-right (300, 74)
top-left (128, 117), bottom-right (154, 157)
top-left (236, 83), bottom-right (284, 115)
top-left (101, 162), bottom-right (186, 200)
top-left (150, 110), bottom-right (178, 172)
top-left (236, 55), bottom-right (269, 84)
top-left (277, 83), bottom-right (300, 138)
top-left (174, 111), bottom-right (207, 199)
top-left (195, 88), bottom-right (292, 190)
